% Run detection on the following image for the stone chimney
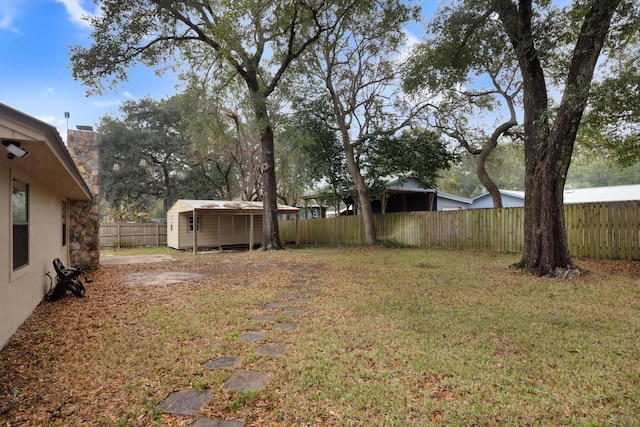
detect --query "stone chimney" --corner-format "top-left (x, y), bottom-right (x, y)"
top-left (66, 126), bottom-right (100, 269)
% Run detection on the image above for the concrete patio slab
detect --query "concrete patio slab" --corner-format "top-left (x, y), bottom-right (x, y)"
top-left (126, 271), bottom-right (205, 286)
top-left (101, 254), bottom-right (175, 264)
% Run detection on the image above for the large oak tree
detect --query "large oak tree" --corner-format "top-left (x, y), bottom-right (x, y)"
top-left (71, 0), bottom-right (354, 249)
top-left (409, 0), bottom-right (636, 276)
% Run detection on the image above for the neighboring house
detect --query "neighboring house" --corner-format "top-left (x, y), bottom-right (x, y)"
top-left (372, 176), bottom-right (438, 213)
top-left (436, 192), bottom-right (473, 211)
top-left (469, 185), bottom-right (640, 209)
top-left (1, 104), bottom-right (93, 349)
top-left (300, 176), bottom-right (472, 216)
top-left (469, 190), bottom-right (525, 209)
top-left (563, 184), bottom-right (640, 204)
top-left (167, 199), bottom-right (299, 252)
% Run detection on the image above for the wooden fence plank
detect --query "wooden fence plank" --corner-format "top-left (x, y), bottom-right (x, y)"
top-left (278, 201), bottom-right (639, 261)
top-left (99, 202), bottom-right (639, 260)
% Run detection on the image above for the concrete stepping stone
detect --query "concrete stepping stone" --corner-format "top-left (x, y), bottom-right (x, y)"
top-left (293, 297), bottom-right (311, 304)
top-left (256, 343), bottom-right (287, 356)
top-left (190, 418), bottom-right (245, 427)
top-left (156, 388), bottom-right (215, 416)
top-left (239, 331), bottom-right (263, 341)
top-left (274, 322), bottom-right (298, 332)
top-left (282, 307), bottom-right (305, 315)
top-left (278, 293), bottom-right (298, 299)
top-left (309, 281), bottom-right (322, 286)
top-left (287, 285), bottom-right (304, 290)
top-left (231, 280), bottom-right (250, 287)
top-left (264, 302), bottom-right (288, 309)
top-left (205, 355), bottom-right (241, 369)
top-left (224, 369), bottom-right (270, 392)
top-left (254, 314), bottom-right (277, 323)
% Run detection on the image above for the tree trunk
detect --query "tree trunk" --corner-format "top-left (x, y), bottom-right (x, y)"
top-left (246, 77), bottom-right (283, 250)
top-left (343, 141), bottom-right (377, 245)
top-left (475, 143), bottom-right (503, 209)
top-left (499, 0), bottom-right (619, 275)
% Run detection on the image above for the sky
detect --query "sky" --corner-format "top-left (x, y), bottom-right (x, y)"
top-left (0, 0), bottom-right (432, 142)
top-left (0, 0), bottom-right (180, 141)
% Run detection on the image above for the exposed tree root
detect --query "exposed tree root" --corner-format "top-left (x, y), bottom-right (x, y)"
top-left (510, 263), bottom-right (585, 278)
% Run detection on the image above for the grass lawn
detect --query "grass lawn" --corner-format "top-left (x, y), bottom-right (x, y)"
top-left (1, 247), bottom-right (638, 426)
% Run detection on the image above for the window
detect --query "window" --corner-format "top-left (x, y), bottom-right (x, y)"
top-left (62, 201), bottom-right (67, 246)
top-left (12, 179), bottom-right (29, 270)
top-left (188, 215), bottom-right (202, 232)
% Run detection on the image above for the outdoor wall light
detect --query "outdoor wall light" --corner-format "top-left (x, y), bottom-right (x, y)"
top-left (2, 140), bottom-right (29, 159)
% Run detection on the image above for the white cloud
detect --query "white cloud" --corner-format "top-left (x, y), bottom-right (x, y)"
top-left (54, 0), bottom-right (94, 28)
top-left (0, 4), bottom-right (18, 32)
top-left (395, 29), bottom-right (421, 65)
top-left (37, 115), bottom-right (56, 124)
top-left (92, 99), bottom-right (122, 108)
top-left (44, 87), bottom-right (55, 94)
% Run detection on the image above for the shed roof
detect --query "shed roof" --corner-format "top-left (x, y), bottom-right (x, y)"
top-left (169, 199), bottom-right (299, 215)
top-left (0, 103), bottom-right (92, 200)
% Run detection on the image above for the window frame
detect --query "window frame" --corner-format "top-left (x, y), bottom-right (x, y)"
top-left (62, 200), bottom-right (67, 247)
top-left (187, 215), bottom-right (202, 233)
top-left (12, 178), bottom-right (29, 271)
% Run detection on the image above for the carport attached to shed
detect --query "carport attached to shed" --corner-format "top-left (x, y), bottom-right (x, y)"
top-left (166, 200), bottom-right (299, 253)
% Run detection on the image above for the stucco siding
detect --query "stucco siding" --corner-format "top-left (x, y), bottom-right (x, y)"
top-left (1, 167), bottom-right (68, 349)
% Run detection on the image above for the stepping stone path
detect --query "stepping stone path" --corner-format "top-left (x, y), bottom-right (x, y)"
top-left (239, 331), bottom-right (263, 342)
top-left (256, 343), bottom-right (287, 356)
top-left (156, 388), bottom-right (215, 416)
top-left (224, 369), bottom-right (271, 392)
top-left (205, 355), bottom-right (241, 370)
top-left (158, 263), bottom-right (322, 425)
top-left (274, 322), bottom-right (298, 332)
top-left (264, 302), bottom-right (288, 309)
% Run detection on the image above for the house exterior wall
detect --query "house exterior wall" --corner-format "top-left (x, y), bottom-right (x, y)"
top-left (1, 164), bottom-right (69, 348)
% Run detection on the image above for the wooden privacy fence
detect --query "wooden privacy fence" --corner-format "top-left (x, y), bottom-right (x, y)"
top-left (100, 223), bottom-right (167, 248)
top-left (279, 201), bottom-right (640, 260)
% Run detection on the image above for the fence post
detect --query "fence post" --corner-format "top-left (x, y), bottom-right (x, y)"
top-left (117, 223), bottom-right (121, 250)
top-left (156, 223), bottom-right (160, 247)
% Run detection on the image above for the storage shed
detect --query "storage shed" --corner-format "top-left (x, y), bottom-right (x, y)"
top-left (166, 199), bottom-right (299, 252)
